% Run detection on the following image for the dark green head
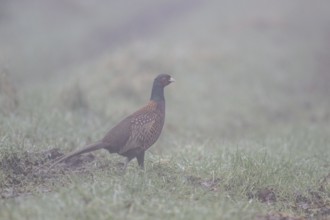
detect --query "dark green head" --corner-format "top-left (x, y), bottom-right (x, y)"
top-left (150, 74), bottom-right (175, 101)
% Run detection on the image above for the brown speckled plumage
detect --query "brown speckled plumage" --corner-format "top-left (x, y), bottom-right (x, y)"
top-left (49, 74), bottom-right (174, 170)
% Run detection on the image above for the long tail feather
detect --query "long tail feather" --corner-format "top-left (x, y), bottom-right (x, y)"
top-left (48, 141), bottom-right (106, 170)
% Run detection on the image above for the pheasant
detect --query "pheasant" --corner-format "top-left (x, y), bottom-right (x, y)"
top-left (49, 74), bottom-right (174, 170)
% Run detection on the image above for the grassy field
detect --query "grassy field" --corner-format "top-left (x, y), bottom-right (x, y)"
top-left (1, 1), bottom-right (330, 219)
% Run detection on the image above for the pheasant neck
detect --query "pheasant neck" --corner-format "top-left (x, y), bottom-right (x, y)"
top-left (150, 84), bottom-right (165, 102)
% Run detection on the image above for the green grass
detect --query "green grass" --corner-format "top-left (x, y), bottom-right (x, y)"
top-left (0, 91), bottom-right (329, 219)
top-left (1, 46), bottom-right (330, 220)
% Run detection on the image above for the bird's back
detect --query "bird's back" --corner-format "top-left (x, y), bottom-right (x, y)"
top-left (102, 100), bottom-right (165, 156)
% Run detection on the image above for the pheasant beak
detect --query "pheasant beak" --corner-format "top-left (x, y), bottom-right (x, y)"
top-left (169, 77), bottom-right (175, 83)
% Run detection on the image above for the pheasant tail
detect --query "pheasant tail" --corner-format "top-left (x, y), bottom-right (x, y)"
top-left (48, 141), bottom-right (107, 170)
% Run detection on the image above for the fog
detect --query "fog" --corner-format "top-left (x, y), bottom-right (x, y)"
top-left (1, 0), bottom-right (203, 83)
top-left (1, 0), bottom-right (329, 92)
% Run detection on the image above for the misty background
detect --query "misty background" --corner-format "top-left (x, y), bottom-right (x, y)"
top-left (1, 0), bottom-right (330, 140)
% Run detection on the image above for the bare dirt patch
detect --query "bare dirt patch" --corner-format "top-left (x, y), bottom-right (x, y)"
top-left (293, 190), bottom-right (330, 218)
top-left (0, 148), bottom-right (98, 199)
top-left (247, 187), bottom-right (277, 205)
top-left (255, 212), bottom-right (305, 220)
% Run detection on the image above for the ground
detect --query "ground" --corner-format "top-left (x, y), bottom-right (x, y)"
top-left (0, 1), bottom-right (329, 219)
